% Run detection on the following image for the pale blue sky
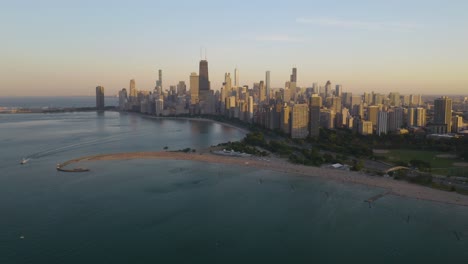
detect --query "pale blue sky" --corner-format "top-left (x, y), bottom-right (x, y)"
top-left (1, 0), bottom-right (467, 96)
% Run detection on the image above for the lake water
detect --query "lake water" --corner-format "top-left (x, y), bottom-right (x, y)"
top-left (1, 111), bottom-right (468, 263)
top-left (0, 96), bottom-right (117, 109)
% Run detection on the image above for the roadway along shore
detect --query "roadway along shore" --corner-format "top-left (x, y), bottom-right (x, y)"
top-left (58, 151), bottom-right (468, 207)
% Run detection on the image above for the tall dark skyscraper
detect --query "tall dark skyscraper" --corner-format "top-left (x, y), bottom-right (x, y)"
top-left (158, 69), bottom-right (162, 88)
top-left (199, 60), bottom-right (210, 91)
top-left (434, 96), bottom-right (453, 133)
top-left (290, 67), bottom-right (297, 83)
top-left (96, 86), bottom-right (105, 110)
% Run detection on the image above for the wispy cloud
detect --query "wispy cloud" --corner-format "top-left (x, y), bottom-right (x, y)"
top-left (296, 17), bottom-right (420, 32)
top-left (255, 35), bottom-right (303, 43)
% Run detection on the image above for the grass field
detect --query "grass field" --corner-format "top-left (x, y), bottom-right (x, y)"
top-left (381, 149), bottom-right (454, 168)
top-left (375, 149), bottom-right (468, 177)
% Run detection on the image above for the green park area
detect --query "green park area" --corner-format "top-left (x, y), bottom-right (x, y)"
top-left (374, 149), bottom-right (468, 176)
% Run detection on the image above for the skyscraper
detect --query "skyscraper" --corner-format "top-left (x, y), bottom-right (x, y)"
top-left (234, 67), bottom-right (239, 87)
top-left (309, 95), bottom-right (322, 137)
top-left (452, 115), bottom-right (463, 133)
top-left (377, 111), bottom-right (388, 135)
top-left (325, 80), bottom-right (332, 98)
top-left (335, 85), bottom-right (342, 97)
top-left (118, 88), bottom-right (127, 110)
top-left (129, 79), bottom-right (137, 99)
top-left (290, 104), bottom-right (309, 139)
top-left (224, 73), bottom-right (232, 91)
top-left (290, 67), bottom-right (297, 83)
top-left (157, 69), bottom-right (163, 88)
top-left (408, 107), bottom-right (426, 127)
top-left (177, 81), bottom-right (187, 95)
top-left (367, 105), bottom-right (380, 126)
top-left (434, 96), bottom-right (452, 133)
top-left (190, 72), bottom-right (199, 105)
top-left (259, 81), bottom-right (266, 103)
top-left (96, 86), bottom-right (105, 110)
top-left (266, 71), bottom-right (271, 100)
top-left (199, 60), bottom-right (210, 91)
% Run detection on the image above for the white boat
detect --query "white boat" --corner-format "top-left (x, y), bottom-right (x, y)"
top-left (20, 158), bottom-right (29, 165)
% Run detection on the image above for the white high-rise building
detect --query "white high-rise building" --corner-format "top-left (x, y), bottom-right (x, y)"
top-left (234, 68), bottom-right (239, 87)
top-left (155, 98), bottom-right (164, 116)
top-left (377, 111), bottom-right (388, 135)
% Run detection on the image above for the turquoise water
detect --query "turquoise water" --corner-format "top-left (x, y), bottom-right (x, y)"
top-left (1, 112), bottom-right (468, 263)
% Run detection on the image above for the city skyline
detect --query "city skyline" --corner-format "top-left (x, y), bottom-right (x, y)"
top-left (1, 1), bottom-right (468, 96)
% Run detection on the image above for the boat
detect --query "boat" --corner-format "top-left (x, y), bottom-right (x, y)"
top-left (20, 158), bottom-right (29, 165)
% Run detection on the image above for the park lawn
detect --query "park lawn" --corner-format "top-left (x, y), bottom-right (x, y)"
top-left (380, 149), bottom-right (455, 169)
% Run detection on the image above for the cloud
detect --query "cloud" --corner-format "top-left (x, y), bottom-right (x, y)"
top-left (255, 35), bottom-right (303, 42)
top-left (296, 17), bottom-right (420, 32)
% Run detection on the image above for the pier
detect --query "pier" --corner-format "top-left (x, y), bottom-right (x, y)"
top-left (365, 192), bottom-right (391, 203)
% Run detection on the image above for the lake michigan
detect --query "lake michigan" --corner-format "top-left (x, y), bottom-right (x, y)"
top-left (1, 101), bottom-right (468, 263)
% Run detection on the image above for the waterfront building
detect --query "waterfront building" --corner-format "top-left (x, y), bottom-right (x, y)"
top-left (155, 98), bottom-right (164, 116)
top-left (309, 95), bottom-right (321, 137)
top-left (280, 104), bottom-right (290, 134)
top-left (96, 86), bottom-right (105, 110)
top-left (129, 79), bottom-right (137, 99)
top-left (234, 67), bottom-right (239, 87)
top-left (290, 104), bottom-right (309, 139)
top-left (118, 88), bottom-right (127, 110)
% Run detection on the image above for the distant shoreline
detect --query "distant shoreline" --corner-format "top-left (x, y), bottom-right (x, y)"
top-left (142, 115), bottom-right (251, 134)
top-left (58, 151), bottom-right (468, 207)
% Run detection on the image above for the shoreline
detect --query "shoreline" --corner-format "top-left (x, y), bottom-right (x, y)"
top-left (141, 115), bottom-right (251, 134)
top-left (58, 151), bottom-right (468, 207)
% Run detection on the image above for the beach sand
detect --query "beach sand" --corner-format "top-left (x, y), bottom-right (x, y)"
top-left (58, 151), bottom-right (468, 207)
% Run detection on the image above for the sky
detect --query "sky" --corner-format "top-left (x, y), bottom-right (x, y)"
top-left (1, 0), bottom-right (467, 96)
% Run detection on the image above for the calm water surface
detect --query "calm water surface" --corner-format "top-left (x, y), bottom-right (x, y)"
top-left (0, 111), bottom-right (467, 263)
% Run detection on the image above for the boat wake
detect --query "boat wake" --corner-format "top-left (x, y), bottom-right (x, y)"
top-left (24, 131), bottom-right (136, 160)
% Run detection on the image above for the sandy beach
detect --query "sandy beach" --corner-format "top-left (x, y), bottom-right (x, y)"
top-left (59, 151), bottom-right (468, 207)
